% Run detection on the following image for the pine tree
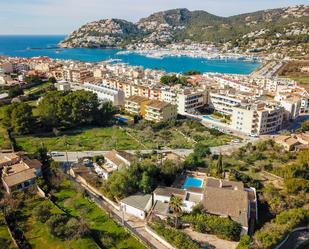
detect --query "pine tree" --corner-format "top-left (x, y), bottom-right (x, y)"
top-left (216, 154), bottom-right (224, 178)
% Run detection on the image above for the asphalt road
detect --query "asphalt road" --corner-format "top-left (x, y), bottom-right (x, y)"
top-left (51, 149), bottom-right (194, 163)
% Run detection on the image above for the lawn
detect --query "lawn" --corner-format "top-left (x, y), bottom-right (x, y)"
top-left (16, 194), bottom-right (98, 249)
top-left (16, 126), bottom-right (143, 153)
top-left (24, 82), bottom-right (53, 96)
top-left (289, 76), bottom-right (309, 84)
top-left (53, 180), bottom-right (146, 249)
top-left (0, 213), bottom-right (16, 249)
top-left (124, 120), bottom-right (236, 150)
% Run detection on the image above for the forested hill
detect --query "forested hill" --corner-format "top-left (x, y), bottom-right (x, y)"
top-left (60, 5), bottom-right (309, 55)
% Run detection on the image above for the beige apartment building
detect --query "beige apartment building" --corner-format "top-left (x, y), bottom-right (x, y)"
top-left (125, 95), bottom-right (150, 116)
top-left (144, 100), bottom-right (177, 123)
top-left (231, 102), bottom-right (284, 135)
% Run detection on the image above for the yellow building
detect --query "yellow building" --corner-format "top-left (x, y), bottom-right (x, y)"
top-left (125, 96), bottom-right (177, 122)
top-left (125, 95), bottom-right (150, 116)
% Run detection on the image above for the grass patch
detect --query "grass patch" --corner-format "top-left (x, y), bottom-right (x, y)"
top-left (289, 76), bottom-right (309, 84)
top-left (24, 82), bottom-right (53, 95)
top-left (53, 179), bottom-right (146, 249)
top-left (16, 126), bottom-right (143, 153)
top-left (17, 194), bottom-right (98, 249)
top-left (0, 213), bottom-right (16, 249)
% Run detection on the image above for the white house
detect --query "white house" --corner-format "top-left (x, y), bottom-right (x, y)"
top-left (120, 194), bottom-right (153, 220)
top-left (99, 150), bottom-right (137, 179)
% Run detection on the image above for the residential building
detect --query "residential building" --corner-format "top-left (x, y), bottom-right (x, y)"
top-left (0, 62), bottom-right (14, 73)
top-left (275, 94), bottom-right (302, 120)
top-left (0, 153), bottom-right (42, 194)
top-left (125, 95), bottom-right (150, 116)
top-left (153, 186), bottom-right (203, 213)
top-left (152, 177), bottom-right (254, 232)
top-left (96, 150), bottom-right (137, 179)
top-left (144, 100), bottom-right (177, 123)
top-left (231, 102), bottom-right (284, 135)
top-left (209, 91), bottom-right (242, 115)
top-left (55, 81), bottom-right (71, 91)
top-left (203, 178), bottom-right (249, 232)
top-left (176, 89), bottom-right (205, 115)
top-left (275, 132), bottom-right (309, 151)
top-left (83, 82), bottom-right (125, 106)
top-left (120, 194), bottom-right (153, 220)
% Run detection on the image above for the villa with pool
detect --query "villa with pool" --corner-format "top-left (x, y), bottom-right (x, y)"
top-left (152, 172), bottom-right (257, 233)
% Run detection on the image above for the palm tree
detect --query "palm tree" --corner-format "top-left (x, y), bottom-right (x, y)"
top-left (169, 195), bottom-right (183, 228)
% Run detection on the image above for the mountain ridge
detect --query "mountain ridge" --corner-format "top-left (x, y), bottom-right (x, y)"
top-left (60, 5), bottom-right (309, 56)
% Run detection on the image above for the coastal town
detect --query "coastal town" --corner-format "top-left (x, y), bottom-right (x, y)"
top-left (0, 48), bottom-right (308, 249)
top-left (0, 2), bottom-right (309, 249)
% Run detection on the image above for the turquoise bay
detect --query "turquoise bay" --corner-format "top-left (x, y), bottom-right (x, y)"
top-left (0, 35), bottom-right (260, 74)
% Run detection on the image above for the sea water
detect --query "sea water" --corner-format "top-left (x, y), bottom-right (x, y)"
top-left (0, 35), bottom-right (260, 74)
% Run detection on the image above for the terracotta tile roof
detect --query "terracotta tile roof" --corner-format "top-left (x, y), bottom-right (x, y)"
top-left (154, 186), bottom-right (186, 199)
top-left (203, 181), bottom-right (249, 228)
top-left (104, 150), bottom-right (127, 168)
top-left (120, 194), bottom-right (152, 211)
top-left (126, 95), bottom-right (149, 104)
top-left (22, 158), bottom-right (42, 169)
top-left (205, 178), bottom-right (244, 191)
top-left (2, 168), bottom-right (36, 187)
top-left (146, 100), bottom-right (172, 110)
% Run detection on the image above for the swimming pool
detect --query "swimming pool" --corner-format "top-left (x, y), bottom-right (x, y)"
top-left (182, 177), bottom-right (203, 189)
top-left (203, 115), bottom-right (220, 122)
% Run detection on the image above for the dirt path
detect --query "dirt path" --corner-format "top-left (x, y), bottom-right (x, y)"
top-left (184, 228), bottom-right (238, 249)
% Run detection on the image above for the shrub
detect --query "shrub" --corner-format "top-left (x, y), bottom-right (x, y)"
top-left (149, 222), bottom-right (203, 249)
top-left (47, 214), bottom-right (69, 238)
top-left (253, 208), bottom-right (309, 249)
top-left (33, 203), bottom-right (52, 223)
top-left (182, 213), bottom-right (242, 241)
top-left (236, 235), bottom-right (252, 249)
top-left (65, 218), bottom-right (90, 239)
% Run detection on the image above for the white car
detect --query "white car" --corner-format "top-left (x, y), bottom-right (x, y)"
top-left (249, 133), bottom-right (259, 138)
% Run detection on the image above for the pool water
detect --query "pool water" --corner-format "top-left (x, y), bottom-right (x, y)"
top-left (182, 177), bottom-right (203, 189)
top-left (203, 115), bottom-right (220, 122)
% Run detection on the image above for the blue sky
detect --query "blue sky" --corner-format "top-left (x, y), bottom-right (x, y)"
top-left (0, 0), bottom-right (308, 34)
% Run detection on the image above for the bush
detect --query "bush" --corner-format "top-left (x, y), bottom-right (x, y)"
top-left (149, 222), bottom-right (203, 249)
top-left (33, 203), bottom-right (52, 223)
top-left (47, 214), bottom-right (69, 238)
top-left (236, 235), bottom-right (252, 249)
top-left (182, 213), bottom-right (242, 241)
top-left (65, 218), bottom-right (90, 239)
top-left (284, 178), bottom-right (309, 194)
top-left (254, 208), bottom-right (309, 249)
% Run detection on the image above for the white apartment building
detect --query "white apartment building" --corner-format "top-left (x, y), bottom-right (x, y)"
top-left (177, 89), bottom-right (205, 115)
top-left (83, 82), bottom-right (125, 106)
top-left (209, 92), bottom-right (242, 115)
top-left (275, 94), bottom-right (302, 120)
top-left (160, 87), bottom-right (178, 105)
top-left (231, 102), bottom-right (284, 135)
